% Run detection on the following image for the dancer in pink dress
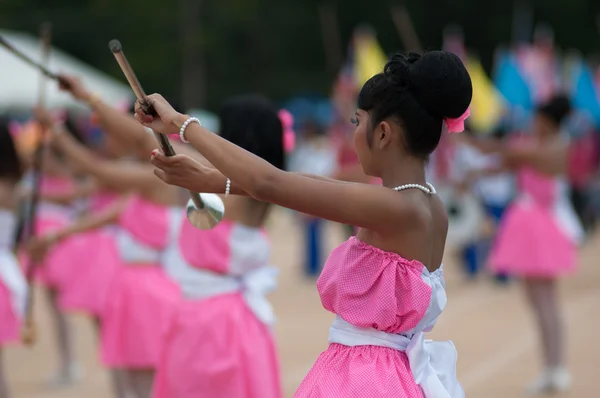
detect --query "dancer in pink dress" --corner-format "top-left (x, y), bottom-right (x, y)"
top-left (100, 195), bottom-right (180, 397)
top-left (469, 96), bottom-right (580, 394)
top-left (137, 50), bottom-right (472, 397)
top-left (152, 96), bottom-right (285, 398)
top-left (57, 189), bottom-right (121, 319)
top-left (0, 118), bottom-right (28, 398)
top-left (28, 107), bottom-right (184, 398)
top-left (11, 121), bottom-right (82, 387)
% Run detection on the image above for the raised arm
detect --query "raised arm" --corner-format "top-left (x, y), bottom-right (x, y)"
top-left (137, 95), bottom-right (414, 233)
top-left (149, 151), bottom-right (354, 196)
top-left (58, 75), bottom-right (158, 156)
top-left (461, 133), bottom-right (566, 175)
top-left (27, 195), bottom-right (129, 262)
top-left (34, 107), bottom-right (159, 194)
top-left (459, 134), bottom-right (505, 154)
top-left (502, 141), bottom-right (567, 175)
top-left (58, 75), bottom-right (210, 163)
top-left (38, 178), bottom-right (97, 206)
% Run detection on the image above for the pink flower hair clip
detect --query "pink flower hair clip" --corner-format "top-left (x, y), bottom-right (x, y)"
top-left (444, 107), bottom-right (471, 133)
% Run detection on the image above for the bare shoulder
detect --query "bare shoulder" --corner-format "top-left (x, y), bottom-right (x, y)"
top-left (365, 189), bottom-right (447, 266)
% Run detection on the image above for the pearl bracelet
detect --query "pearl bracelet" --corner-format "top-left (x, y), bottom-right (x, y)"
top-left (179, 117), bottom-right (201, 143)
top-left (225, 178), bottom-right (231, 197)
top-left (87, 93), bottom-right (101, 108)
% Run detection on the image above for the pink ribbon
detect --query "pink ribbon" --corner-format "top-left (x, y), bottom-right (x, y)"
top-left (444, 108), bottom-right (470, 133)
top-left (278, 109), bottom-right (295, 153)
top-left (8, 121), bottom-right (22, 138)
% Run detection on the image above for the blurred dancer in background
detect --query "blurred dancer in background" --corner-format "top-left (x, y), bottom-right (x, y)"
top-left (451, 126), bottom-right (514, 283)
top-left (0, 118), bottom-right (27, 398)
top-left (16, 119), bottom-right (84, 387)
top-left (151, 95), bottom-right (286, 398)
top-left (289, 120), bottom-right (336, 277)
top-left (27, 75), bottom-right (188, 398)
top-left (466, 95), bottom-right (581, 394)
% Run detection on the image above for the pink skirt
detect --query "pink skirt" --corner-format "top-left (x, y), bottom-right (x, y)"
top-left (58, 229), bottom-right (120, 317)
top-left (101, 265), bottom-right (180, 368)
top-left (489, 202), bottom-right (578, 278)
top-left (20, 216), bottom-right (71, 288)
top-left (0, 280), bottom-right (20, 345)
top-left (152, 293), bottom-right (282, 398)
top-left (295, 344), bottom-right (423, 397)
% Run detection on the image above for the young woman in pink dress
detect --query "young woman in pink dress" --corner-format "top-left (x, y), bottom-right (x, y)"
top-left (137, 51), bottom-right (472, 397)
top-left (28, 106), bottom-right (184, 398)
top-left (31, 123), bottom-right (122, 322)
top-left (0, 118), bottom-right (28, 398)
top-left (150, 95), bottom-right (284, 398)
top-left (468, 96), bottom-right (581, 394)
top-left (56, 187), bottom-right (121, 320)
top-left (12, 120), bottom-right (83, 387)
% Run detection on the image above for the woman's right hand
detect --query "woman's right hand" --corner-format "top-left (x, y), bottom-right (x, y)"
top-left (150, 150), bottom-right (220, 193)
top-left (57, 74), bottom-right (91, 102)
top-left (134, 94), bottom-right (186, 135)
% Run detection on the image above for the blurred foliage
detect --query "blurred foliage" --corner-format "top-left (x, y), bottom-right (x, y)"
top-left (1, 0), bottom-right (599, 110)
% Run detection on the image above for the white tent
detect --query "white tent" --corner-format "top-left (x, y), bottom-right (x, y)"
top-left (0, 29), bottom-right (133, 111)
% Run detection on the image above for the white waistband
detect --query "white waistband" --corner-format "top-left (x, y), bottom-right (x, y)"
top-left (328, 315), bottom-right (413, 350)
top-left (329, 316), bottom-right (464, 398)
top-left (0, 251), bottom-right (27, 318)
top-left (182, 266), bottom-right (278, 326)
top-left (517, 193), bottom-right (583, 244)
top-left (116, 230), bottom-right (162, 264)
top-left (38, 202), bottom-right (73, 219)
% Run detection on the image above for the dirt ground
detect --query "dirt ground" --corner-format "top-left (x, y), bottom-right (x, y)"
top-left (5, 208), bottom-right (599, 397)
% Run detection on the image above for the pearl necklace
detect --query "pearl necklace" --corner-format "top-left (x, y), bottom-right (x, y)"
top-left (392, 182), bottom-right (436, 195)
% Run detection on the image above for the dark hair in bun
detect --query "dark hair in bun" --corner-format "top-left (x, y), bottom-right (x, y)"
top-left (0, 117), bottom-right (22, 182)
top-left (537, 95), bottom-right (571, 127)
top-left (218, 95), bottom-right (285, 170)
top-left (357, 51), bottom-right (472, 158)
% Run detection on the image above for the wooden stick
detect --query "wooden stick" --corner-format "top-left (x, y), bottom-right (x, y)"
top-left (511, 1), bottom-right (533, 45)
top-left (318, 2), bottom-right (343, 75)
top-left (108, 39), bottom-right (207, 211)
top-left (21, 22), bottom-right (52, 346)
top-left (38, 23), bottom-right (52, 108)
top-left (0, 34), bottom-right (58, 81)
top-left (390, 5), bottom-right (422, 53)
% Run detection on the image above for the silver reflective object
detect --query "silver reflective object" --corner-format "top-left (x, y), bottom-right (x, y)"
top-left (185, 193), bottom-right (225, 230)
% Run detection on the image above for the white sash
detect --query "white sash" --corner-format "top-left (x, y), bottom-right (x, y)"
top-left (0, 211), bottom-right (27, 318)
top-left (164, 208), bottom-right (277, 325)
top-left (518, 191), bottom-right (583, 245)
top-left (0, 251), bottom-right (27, 318)
top-left (182, 266), bottom-right (278, 326)
top-left (329, 316), bottom-right (464, 398)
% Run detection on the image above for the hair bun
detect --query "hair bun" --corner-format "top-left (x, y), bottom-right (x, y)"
top-left (538, 95), bottom-right (572, 125)
top-left (403, 51), bottom-right (472, 119)
top-left (383, 52), bottom-right (421, 89)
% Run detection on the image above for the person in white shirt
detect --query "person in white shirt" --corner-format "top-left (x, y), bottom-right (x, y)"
top-left (451, 126), bottom-right (515, 282)
top-left (288, 121), bottom-right (337, 276)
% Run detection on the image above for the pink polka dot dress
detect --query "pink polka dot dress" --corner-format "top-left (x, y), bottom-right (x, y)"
top-left (294, 236), bottom-right (464, 398)
top-left (152, 211), bottom-right (281, 398)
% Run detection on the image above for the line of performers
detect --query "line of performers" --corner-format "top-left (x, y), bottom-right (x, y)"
top-left (0, 48), bottom-right (582, 398)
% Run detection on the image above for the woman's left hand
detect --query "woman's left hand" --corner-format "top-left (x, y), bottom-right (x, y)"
top-left (26, 234), bottom-right (59, 263)
top-left (150, 150), bottom-right (219, 193)
top-left (134, 94), bottom-right (185, 135)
